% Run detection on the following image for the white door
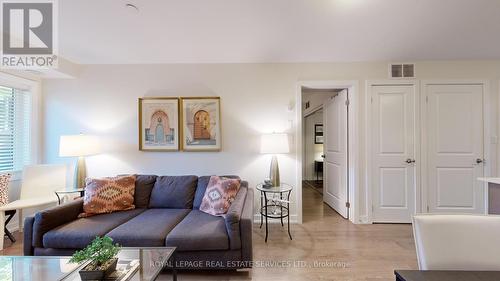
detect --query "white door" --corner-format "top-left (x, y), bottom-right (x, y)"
top-left (371, 85), bottom-right (417, 223)
top-left (323, 89), bottom-right (348, 218)
top-left (425, 84), bottom-right (484, 213)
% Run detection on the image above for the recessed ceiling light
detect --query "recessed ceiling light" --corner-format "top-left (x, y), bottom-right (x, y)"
top-left (125, 3), bottom-right (139, 12)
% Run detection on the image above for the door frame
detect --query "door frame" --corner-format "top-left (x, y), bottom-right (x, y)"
top-left (296, 80), bottom-right (360, 224)
top-left (420, 80), bottom-right (492, 214)
top-left (366, 80), bottom-right (420, 223)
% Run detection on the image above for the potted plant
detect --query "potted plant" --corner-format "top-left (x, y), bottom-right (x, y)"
top-left (69, 236), bottom-right (121, 280)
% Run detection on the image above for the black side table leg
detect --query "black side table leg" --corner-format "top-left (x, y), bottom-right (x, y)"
top-left (287, 215), bottom-right (292, 240)
top-left (280, 192), bottom-right (284, 227)
top-left (54, 192), bottom-right (61, 205)
top-left (264, 192), bottom-right (269, 243)
top-left (287, 190), bottom-right (292, 240)
top-left (259, 191), bottom-right (263, 228)
top-left (4, 211), bottom-right (16, 243)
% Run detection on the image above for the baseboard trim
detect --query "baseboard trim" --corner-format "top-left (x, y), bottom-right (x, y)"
top-left (358, 215), bottom-right (370, 224)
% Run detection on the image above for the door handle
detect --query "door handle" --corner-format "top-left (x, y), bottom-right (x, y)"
top-left (475, 158), bottom-right (485, 164)
top-left (321, 154), bottom-right (325, 158)
top-left (405, 158), bottom-right (416, 164)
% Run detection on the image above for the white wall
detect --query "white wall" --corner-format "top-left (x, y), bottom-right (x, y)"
top-left (42, 61), bottom-right (500, 223)
top-left (303, 110), bottom-right (323, 180)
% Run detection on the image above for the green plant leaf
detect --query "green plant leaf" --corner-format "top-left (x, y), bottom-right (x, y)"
top-left (69, 236), bottom-right (121, 267)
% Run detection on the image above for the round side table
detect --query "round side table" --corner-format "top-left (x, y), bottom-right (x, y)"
top-left (54, 188), bottom-right (85, 205)
top-left (256, 183), bottom-right (293, 243)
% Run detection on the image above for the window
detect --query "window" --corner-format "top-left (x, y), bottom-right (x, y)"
top-left (0, 84), bottom-right (32, 172)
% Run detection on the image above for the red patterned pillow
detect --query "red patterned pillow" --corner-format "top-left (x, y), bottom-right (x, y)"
top-left (0, 173), bottom-right (11, 206)
top-left (199, 176), bottom-right (241, 216)
top-left (79, 175), bottom-right (136, 218)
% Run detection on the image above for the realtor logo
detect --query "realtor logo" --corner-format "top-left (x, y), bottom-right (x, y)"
top-left (1, 0), bottom-right (58, 69)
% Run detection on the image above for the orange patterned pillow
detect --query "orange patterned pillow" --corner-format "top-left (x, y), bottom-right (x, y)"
top-left (199, 176), bottom-right (241, 216)
top-left (79, 175), bottom-right (136, 218)
top-left (0, 173), bottom-right (11, 206)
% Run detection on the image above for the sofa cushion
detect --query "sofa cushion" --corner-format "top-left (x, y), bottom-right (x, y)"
top-left (106, 209), bottom-right (190, 247)
top-left (79, 175), bottom-right (136, 218)
top-left (149, 176), bottom-right (198, 209)
top-left (193, 175), bottom-right (241, 210)
top-left (43, 209), bottom-right (145, 249)
top-left (166, 210), bottom-right (229, 251)
top-left (200, 176), bottom-right (241, 216)
top-left (134, 175), bottom-right (157, 208)
top-left (193, 176), bottom-right (211, 210)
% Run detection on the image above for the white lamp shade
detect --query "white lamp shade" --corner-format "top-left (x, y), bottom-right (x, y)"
top-left (260, 133), bottom-right (290, 154)
top-left (59, 135), bottom-right (101, 157)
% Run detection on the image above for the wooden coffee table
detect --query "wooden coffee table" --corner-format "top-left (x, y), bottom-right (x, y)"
top-left (395, 270), bottom-right (500, 281)
top-left (0, 247), bottom-right (176, 281)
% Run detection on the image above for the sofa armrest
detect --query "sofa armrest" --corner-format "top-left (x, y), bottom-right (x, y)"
top-left (31, 198), bottom-right (84, 248)
top-left (224, 181), bottom-right (249, 250)
top-left (240, 187), bottom-right (253, 264)
top-left (23, 216), bottom-right (35, 256)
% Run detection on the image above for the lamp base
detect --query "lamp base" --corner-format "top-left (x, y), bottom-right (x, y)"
top-left (269, 155), bottom-right (280, 187)
top-left (75, 157), bottom-right (87, 189)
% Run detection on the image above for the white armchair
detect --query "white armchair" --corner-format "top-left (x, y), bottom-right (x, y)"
top-left (413, 214), bottom-right (500, 270)
top-left (0, 164), bottom-right (67, 250)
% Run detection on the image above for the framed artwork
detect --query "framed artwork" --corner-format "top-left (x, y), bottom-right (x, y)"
top-left (181, 97), bottom-right (221, 151)
top-left (138, 97), bottom-right (179, 151)
top-left (314, 124), bottom-right (323, 144)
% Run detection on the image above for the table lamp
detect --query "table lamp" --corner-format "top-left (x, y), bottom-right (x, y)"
top-left (59, 134), bottom-right (101, 189)
top-left (260, 133), bottom-right (290, 187)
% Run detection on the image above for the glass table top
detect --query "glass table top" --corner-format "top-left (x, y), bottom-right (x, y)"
top-left (256, 182), bottom-right (293, 193)
top-left (54, 188), bottom-right (84, 194)
top-left (0, 247), bottom-right (175, 281)
top-left (0, 256), bottom-right (78, 281)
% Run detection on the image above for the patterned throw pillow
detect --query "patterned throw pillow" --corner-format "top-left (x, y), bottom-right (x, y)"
top-left (79, 175), bottom-right (136, 218)
top-left (0, 173), bottom-right (11, 206)
top-left (199, 176), bottom-right (241, 216)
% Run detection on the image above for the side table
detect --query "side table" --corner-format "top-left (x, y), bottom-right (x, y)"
top-left (256, 183), bottom-right (293, 243)
top-left (54, 188), bottom-right (85, 205)
top-left (314, 160), bottom-right (323, 182)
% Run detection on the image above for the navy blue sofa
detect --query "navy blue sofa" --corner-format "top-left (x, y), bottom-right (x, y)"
top-left (23, 175), bottom-right (254, 269)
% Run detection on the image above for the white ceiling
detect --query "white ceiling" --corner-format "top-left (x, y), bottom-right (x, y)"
top-left (59, 0), bottom-right (500, 64)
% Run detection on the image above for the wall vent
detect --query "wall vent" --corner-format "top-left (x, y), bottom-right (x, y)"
top-left (389, 63), bottom-right (415, 78)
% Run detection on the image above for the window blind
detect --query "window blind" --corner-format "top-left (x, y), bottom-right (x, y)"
top-left (0, 85), bottom-right (31, 172)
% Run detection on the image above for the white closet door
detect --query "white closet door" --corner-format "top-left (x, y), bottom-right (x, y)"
top-left (425, 84), bottom-right (484, 213)
top-left (323, 89), bottom-right (348, 218)
top-left (371, 85), bottom-right (417, 223)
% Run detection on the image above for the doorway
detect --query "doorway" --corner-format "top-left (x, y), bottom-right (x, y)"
top-left (301, 87), bottom-right (349, 219)
top-left (303, 108), bottom-right (324, 195)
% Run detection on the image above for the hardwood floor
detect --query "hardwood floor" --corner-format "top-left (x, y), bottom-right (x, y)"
top-left (303, 180), bottom-right (323, 195)
top-left (0, 232), bottom-right (23, 256)
top-left (0, 186), bottom-right (417, 280)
